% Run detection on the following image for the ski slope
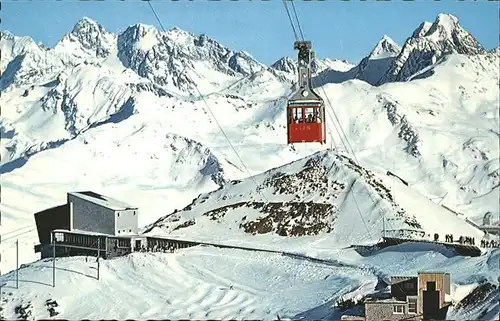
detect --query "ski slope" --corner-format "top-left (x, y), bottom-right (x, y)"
top-left (1, 246), bottom-right (498, 320)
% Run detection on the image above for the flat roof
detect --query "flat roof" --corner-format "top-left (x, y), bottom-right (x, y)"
top-left (53, 229), bottom-right (140, 238)
top-left (68, 191), bottom-right (138, 211)
top-left (53, 229), bottom-right (111, 236)
top-left (365, 298), bottom-right (407, 304)
top-left (391, 276), bottom-right (417, 279)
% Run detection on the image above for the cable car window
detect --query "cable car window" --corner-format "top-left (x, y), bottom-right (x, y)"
top-left (305, 108), bottom-right (315, 123)
top-left (294, 108), bottom-right (300, 123)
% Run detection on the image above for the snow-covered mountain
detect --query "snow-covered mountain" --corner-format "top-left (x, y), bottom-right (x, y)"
top-left (143, 150), bottom-right (484, 248)
top-left (0, 12), bottom-right (499, 320)
top-left (377, 13), bottom-right (486, 85)
top-left (1, 10), bottom-right (497, 240)
top-left (55, 17), bottom-right (116, 59)
top-left (352, 35), bottom-right (402, 85)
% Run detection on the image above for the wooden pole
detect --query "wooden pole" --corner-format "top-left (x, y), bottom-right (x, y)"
top-left (97, 238), bottom-right (100, 280)
top-left (16, 239), bottom-right (19, 289)
top-left (52, 234), bottom-right (56, 287)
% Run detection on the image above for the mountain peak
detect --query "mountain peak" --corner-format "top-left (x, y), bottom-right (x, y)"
top-left (54, 16), bottom-right (116, 59)
top-left (369, 35), bottom-right (401, 59)
top-left (71, 17), bottom-right (102, 34)
top-left (169, 26), bottom-right (185, 33)
top-left (270, 56), bottom-right (296, 73)
top-left (411, 21), bottom-right (432, 38)
top-left (119, 23), bottom-right (161, 52)
top-left (422, 13), bottom-right (461, 42)
top-left (435, 13), bottom-right (459, 29)
top-left (132, 23), bottom-right (156, 31)
top-left (1, 30), bottom-right (14, 40)
top-left (377, 12), bottom-right (486, 85)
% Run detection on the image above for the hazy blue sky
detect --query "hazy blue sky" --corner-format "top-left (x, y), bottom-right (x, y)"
top-left (2, 1), bottom-right (498, 65)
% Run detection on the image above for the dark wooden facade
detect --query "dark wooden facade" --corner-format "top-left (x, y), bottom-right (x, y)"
top-left (34, 204), bottom-right (70, 244)
top-left (391, 276), bottom-right (418, 300)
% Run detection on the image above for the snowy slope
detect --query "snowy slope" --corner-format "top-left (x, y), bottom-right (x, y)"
top-left (0, 245), bottom-right (498, 320)
top-left (143, 150), bottom-right (484, 250)
top-left (0, 248), bottom-right (377, 320)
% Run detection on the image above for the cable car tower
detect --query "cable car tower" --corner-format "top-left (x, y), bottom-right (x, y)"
top-left (286, 41), bottom-right (326, 145)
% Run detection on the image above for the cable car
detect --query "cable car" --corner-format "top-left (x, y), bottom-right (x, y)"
top-left (287, 41), bottom-right (326, 145)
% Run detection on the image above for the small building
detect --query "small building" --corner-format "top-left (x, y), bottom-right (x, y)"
top-left (67, 191), bottom-right (139, 236)
top-left (365, 298), bottom-right (419, 321)
top-left (417, 272), bottom-right (451, 319)
top-left (34, 191), bottom-right (140, 258)
top-left (363, 272), bottom-right (451, 321)
top-left (34, 191), bottom-right (204, 260)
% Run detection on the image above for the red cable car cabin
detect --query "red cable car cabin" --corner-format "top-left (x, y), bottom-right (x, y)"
top-left (286, 40), bottom-right (326, 144)
top-left (287, 100), bottom-right (326, 144)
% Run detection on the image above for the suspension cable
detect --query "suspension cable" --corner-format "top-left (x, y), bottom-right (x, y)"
top-left (281, 0), bottom-right (299, 41)
top-left (280, 0), bottom-right (376, 243)
top-left (146, 1), bottom-right (270, 201)
top-left (290, 1), bottom-right (305, 41)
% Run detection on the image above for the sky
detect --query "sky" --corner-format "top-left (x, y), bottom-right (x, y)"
top-left (2, 0), bottom-right (499, 65)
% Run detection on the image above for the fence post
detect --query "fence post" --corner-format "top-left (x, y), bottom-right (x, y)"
top-left (16, 239), bottom-right (19, 289)
top-left (52, 234), bottom-right (56, 287)
top-left (97, 238), bottom-right (100, 280)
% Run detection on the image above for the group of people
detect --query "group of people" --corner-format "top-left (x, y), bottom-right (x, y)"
top-left (293, 110), bottom-right (321, 124)
top-left (435, 233), bottom-right (470, 243)
top-left (292, 113), bottom-right (321, 124)
top-left (434, 233), bottom-right (499, 248)
top-left (136, 244), bottom-right (176, 253)
top-left (458, 235), bottom-right (476, 245)
top-left (480, 239), bottom-right (499, 248)
top-left (444, 234), bottom-right (455, 243)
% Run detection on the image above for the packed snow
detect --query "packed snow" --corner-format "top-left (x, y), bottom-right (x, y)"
top-left (1, 245), bottom-right (498, 320)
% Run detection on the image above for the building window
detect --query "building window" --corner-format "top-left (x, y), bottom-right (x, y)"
top-left (408, 298), bottom-right (417, 314)
top-left (54, 232), bottom-right (64, 242)
top-left (118, 230), bottom-right (120, 234)
top-left (133, 211), bottom-right (136, 215)
top-left (129, 229), bottom-right (132, 232)
top-left (118, 239), bottom-right (130, 248)
top-left (117, 212), bottom-right (120, 217)
top-left (393, 304), bottom-right (405, 314)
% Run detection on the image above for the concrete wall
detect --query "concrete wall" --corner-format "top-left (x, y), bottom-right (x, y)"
top-left (365, 302), bottom-right (420, 321)
top-left (68, 194), bottom-right (115, 235)
top-left (115, 209), bottom-right (138, 235)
